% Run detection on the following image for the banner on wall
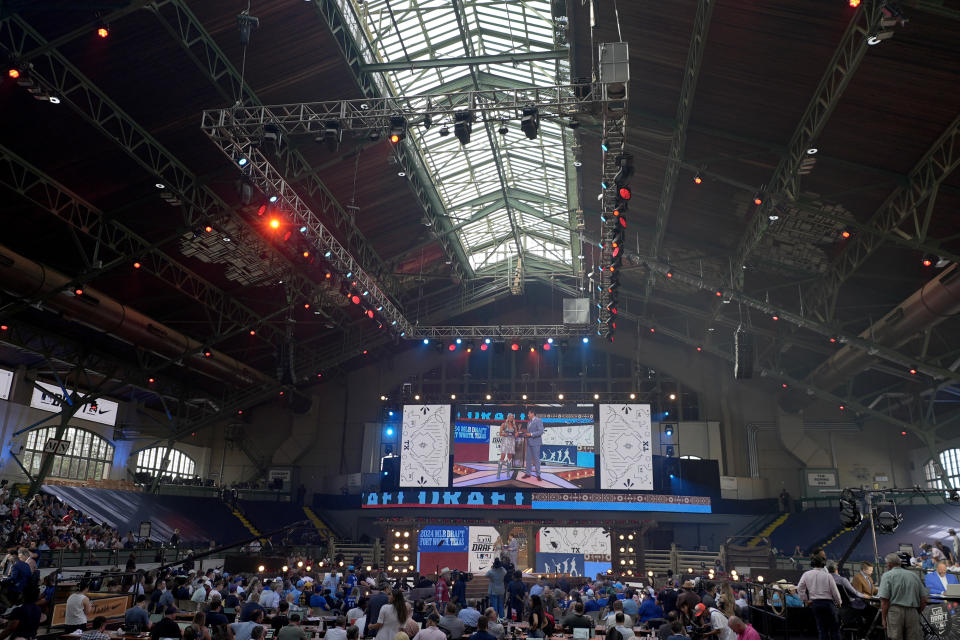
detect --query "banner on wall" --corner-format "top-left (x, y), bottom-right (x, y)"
top-left (598, 404), bottom-right (652, 490)
top-left (0, 368), bottom-right (12, 401)
top-left (400, 405), bottom-right (451, 487)
top-left (418, 526), bottom-right (468, 552)
top-left (468, 526), bottom-right (502, 573)
top-left (29, 381), bottom-right (118, 426)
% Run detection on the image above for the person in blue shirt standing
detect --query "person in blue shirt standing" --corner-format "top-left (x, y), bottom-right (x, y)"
top-left (522, 409), bottom-right (544, 480)
top-left (637, 594), bottom-right (664, 623)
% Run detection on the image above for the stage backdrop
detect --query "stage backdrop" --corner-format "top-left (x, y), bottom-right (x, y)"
top-left (417, 525), bottom-right (504, 574)
top-left (598, 404), bottom-right (653, 490)
top-left (400, 405), bottom-right (451, 487)
top-left (536, 526), bottom-right (611, 578)
top-left (452, 404), bottom-right (597, 489)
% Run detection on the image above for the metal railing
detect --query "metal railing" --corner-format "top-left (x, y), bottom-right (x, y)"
top-left (37, 547), bottom-right (192, 569)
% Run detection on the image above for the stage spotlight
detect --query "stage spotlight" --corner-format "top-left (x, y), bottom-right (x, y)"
top-left (753, 192), bottom-right (763, 206)
top-left (466, 341), bottom-right (475, 353)
top-left (876, 508), bottom-right (902, 534)
top-left (133, 261), bottom-right (142, 269)
top-left (543, 343), bottom-right (551, 351)
top-left (669, 393), bottom-right (677, 400)
top-left (498, 121), bottom-right (508, 136)
top-left (629, 393), bottom-right (636, 400)
top-left (454, 111), bottom-right (473, 145)
top-left (423, 338), bottom-right (429, 345)
top-left (922, 253), bottom-right (936, 267)
top-left (448, 344), bottom-right (456, 351)
top-left (480, 343), bottom-right (488, 351)
top-left (455, 338), bottom-right (462, 344)
top-left (849, 0), bottom-right (861, 5)
top-left (439, 126), bottom-right (449, 137)
top-left (841, 228), bottom-right (852, 239)
top-left (268, 194), bottom-right (279, 203)
top-left (511, 342), bottom-right (519, 351)
top-left (414, 394), bottom-right (420, 401)
top-left (558, 393), bottom-right (564, 400)
top-left (485, 394), bottom-right (492, 401)
top-left (582, 337), bottom-right (589, 344)
top-left (236, 156), bottom-right (248, 167)
top-left (269, 218), bottom-right (280, 229)
top-left (593, 393), bottom-right (599, 400)
top-left (522, 394), bottom-right (528, 400)
top-left (618, 186), bottom-right (632, 201)
top-left (547, 338), bottom-right (554, 344)
top-left (96, 24), bottom-right (109, 39)
top-left (389, 115), bottom-right (407, 143)
top-left (258, 565), bottom-right (265, 573)
top-left (8, 68), bottom-right (20, 79)
top-left (520, 106), bottom-right (539, 139)
top-left (385, 427), bottom-right (394, 436)
top-left (664, 427), bottom-right (673, 437)
top-left (693, 173), bottom-right (703, 185)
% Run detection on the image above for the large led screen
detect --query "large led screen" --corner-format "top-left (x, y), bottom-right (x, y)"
top-left (452, 404), bottom-right (596, 489)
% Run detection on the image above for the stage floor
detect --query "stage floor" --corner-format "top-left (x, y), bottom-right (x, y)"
top-left (452, 461), bottom-right (594, 489)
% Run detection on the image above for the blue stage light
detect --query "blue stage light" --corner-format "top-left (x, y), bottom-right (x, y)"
top-left (386, 426), bottom-right (394, 434)
top-left (582, 337), bottom-right (589, 344)
top-left (423, 338), bottom-right (429, 345)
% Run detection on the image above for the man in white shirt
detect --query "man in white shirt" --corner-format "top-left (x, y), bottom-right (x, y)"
top-left (613, 613), bottom-right (634, 640)
top-left (259, 583), bottom-right (281, 609)
top-left (695, 603), bottom-right (735, 640)
top-left (326, 616), bottom-right (348, 640)
top-left (797, 556), bottom-right (842, 640)
top-left (604, 600), bottom-right (633, 628)
top-left (191, 582), bottom-right (208, 603)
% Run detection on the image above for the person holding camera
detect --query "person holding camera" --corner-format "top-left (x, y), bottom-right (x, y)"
top-left (693, 603), bottom-right (734, 640)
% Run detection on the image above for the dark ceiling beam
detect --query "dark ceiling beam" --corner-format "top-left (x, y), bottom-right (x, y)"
top-left (359, 50), bottom-right (567, 72)
top-left (0, 143), bottom-right (294, 345)
top-left (152, 0), bottom-right (401, 302)
top-left (624, 311), bottom-right (933, 439)
top-left (721, 1), bottom-right (884, 296)
top-left (802, 114), bottom-right (960, 322)
top-left (645, 0), bottom-right (714, 302)
top-left (0, 14), bottom-right (357, 337)
top-left (310, 0), bottom-right (474, 279)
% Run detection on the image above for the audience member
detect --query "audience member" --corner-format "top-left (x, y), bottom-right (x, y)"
top-left (152, 606), bottom-right (183, 640)
top-left (65, 580), bottom-right (93, 633)
top-left (125, 594), bottom-right (153, 630)
top-left (797, 555), bottom-right (842, 640)
top-left (879, 552), bottom-right (927, 640)
top-left (467, 616), bottom-right (497, 640)
top-left (0, 586), bottom-right (42, 640)
top-left (413, 613), bottom-right (447, 640)
top-left (277, 614), bottom-right (307, 640)
top-left (440, 602), bottom-right (466, 640)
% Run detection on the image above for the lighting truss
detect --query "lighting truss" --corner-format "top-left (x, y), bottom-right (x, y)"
top-left (199, 84), bottom-right (594, 140)
top-left (411, 325), bottom-right (585, 340)
top-left (0, 142), bottom-right (298, 344)
top-left (0, 14), bottom-right (351, 326)
top-left (726, 0), bottom-right (884, 284)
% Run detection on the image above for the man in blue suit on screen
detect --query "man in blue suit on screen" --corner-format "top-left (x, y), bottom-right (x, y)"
top-left (522, 408), bottom-right (544, 480)
top-left (924, 560), bottom-right (958, 600)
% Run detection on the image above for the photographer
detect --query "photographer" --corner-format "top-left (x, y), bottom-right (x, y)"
top-left (451, 571), bottom-right (468, 608)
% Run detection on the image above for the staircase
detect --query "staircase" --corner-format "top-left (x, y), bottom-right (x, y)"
top-left (231, 507), bottom-right (264, 541)
top-left (303, 506), bottom-right (336, 540)
top-left (748, 513), bottom-right (790, 546)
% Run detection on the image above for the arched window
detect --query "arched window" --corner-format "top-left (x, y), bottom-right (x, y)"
top-left (23, 426), bottom-right (114, 481)
top-left (136, 447), bottom-right (196, 480)
top-left (924, 449), bottom-right (960, 488)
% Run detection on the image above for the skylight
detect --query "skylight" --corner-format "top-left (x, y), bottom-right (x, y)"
top-left (342, 0), bottom-right (577, 274)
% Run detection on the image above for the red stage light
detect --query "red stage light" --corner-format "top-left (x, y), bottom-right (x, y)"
top-left (237, 409), bottom-right (244, 415)
top-left (511, 343), bottom-right (519, 351)
top-left (901, 431), bottom-right (907, 436)
top-left (204, 225), bottom-right (213, 233)
top-left (781, 383), bottom-right (788, 389)
top-left (696, 346), bottom-right (702, 352)
top-left (74, 287), bottom-right (84, 296)
top-left (909, 367), bottom-right (918, 375)
top-left (480, 343), bottom-right (488, 351)
top-left (0, 325), bottom-right (7, 331)
top-left (649, 327), bottom-right (655, 333)
top-left (325, 272), bottom-right (331, 279)
top-left (302, 251), bottom-right (310, 258)
top-left (390, 134), bottom-right (400, 144)
top-left (715, 290), bottom-right (723, 297)
top-left (203, 350), bottom-right (212, 358)
top-left (351, 295), bottom-right (361, 304)
top-left (922, 256), bottom-right (934, 267)
top-left (8, 69), bottom-right (19, 79)
top-left (618, 186), bottom-right (631, 200)
top-left (772, 315), bottom-right (779, 321)
top-left (257, 205), bottom-right (267, 216)
top-left (849, 0), bottom-right (861, 6)
top-left (448, 344), bottom-right (456, 351)
top-left (304, 303), bottom-right (310, 309)
top-left (666, 271), bottom-right (673, 278)
top-left (839, 405), bottom-right (845, 411)
top-left (97, 26), bottom-right (109, 38)
top-left (250, 329), bottom-right (256, 336)
top-left (619, 216), bottom-right (627, 227)
top-left (366, 309), bottom-right (374, 319)
top-left (693, 175), bottom-right (703, 185)
top-left (530, 346), bottom-right (535, 352)
top-left (543, 343), bottom-right (551, 351)
top-left (841, 230), bottom-right (851, 239)
top-left (363, 350), bottom-right (368, 355)
top-left (148, 377), bottom-right (155, 384)
top-left (829, 337), bottom-right (837, 343)
top-left (269, 218), bottom-right (280, 229)
top-left (753, 195), bottom-right (763, 206)
top-left (133, 261), bottom-right (141, 269)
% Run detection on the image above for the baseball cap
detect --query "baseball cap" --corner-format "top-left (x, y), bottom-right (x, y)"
top-left (694, 603), bottom-right (707, 617)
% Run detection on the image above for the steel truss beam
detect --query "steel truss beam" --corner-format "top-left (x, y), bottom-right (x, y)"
top-left (627, 312), bottom-right (928, 438)
top-left (411, 325), bottom-right (587, 339)
top-left (648, 0), bottom-right (714, 267)
top-left (310, 0), bottom-right (473, 279)
top-left (199, 84), bottom-right (593, 139)
top-left (726, 0), bottom-right (884, 283)
top-left (151, 0), bottom-right (400, 301)
top-left (614, 252), bottom-right (960, 383)
top-left (597, 108), bottom-right (629, 338)
top-left (0, 15), bottom-right (350, 326)
top-left (358, 50), bottom-right (568, 72)
top-left (804, 113), bottom-right (960, 321)
top-left (206, 141), bottom-right (414, 337)
top-left (0, 143), bottom-right (293, 344)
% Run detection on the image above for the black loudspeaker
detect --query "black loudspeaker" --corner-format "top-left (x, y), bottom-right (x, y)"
top-left (734, 329), bottom-right (754, 379)
top-left (380, 456), bottom-right (400, 491)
